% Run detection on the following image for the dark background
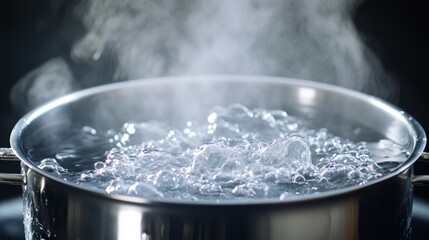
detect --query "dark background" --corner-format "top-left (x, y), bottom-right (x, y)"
top-left (0, 0), bottom-right (428, 204)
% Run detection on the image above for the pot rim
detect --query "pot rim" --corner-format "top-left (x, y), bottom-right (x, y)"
top-left (10, 74), bottom-right (428, 206)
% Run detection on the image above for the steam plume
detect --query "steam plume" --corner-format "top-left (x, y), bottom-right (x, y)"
top-left (11, 0), bottom-right (397, 112)
top-left (10, 57), bottom-right (76, 112)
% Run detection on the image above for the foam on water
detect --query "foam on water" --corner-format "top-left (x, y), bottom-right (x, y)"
top-left (37, 104), bottom-right (409, 201)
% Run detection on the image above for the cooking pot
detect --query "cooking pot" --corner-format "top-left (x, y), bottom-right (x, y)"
top-left (1, 75), bottom-right (428, 240)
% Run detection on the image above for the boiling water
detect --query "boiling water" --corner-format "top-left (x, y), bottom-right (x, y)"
top-left (37, 104), bottom-right (409, 201)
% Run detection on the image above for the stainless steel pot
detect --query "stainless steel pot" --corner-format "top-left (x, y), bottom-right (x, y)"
top-left (1, 75), bottom-right (428, 240)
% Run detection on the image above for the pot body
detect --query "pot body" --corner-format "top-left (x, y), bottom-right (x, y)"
top-left (9, 76), bottom-right (425, 240)
top-left (22, 163), bottom-right (413, 240)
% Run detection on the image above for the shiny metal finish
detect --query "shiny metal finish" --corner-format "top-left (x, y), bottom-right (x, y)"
top-left (22, 164), bottom-right (413, 240)
top-left (0, 148), bottom-right (25, 185)
top-left (420, 152), bottom-right (429, 159)
top-left (3, 76), bottom-right (428, 239)
top-left (412, 153), bottom-right (429, 186)
top-left (0, 147), bottom-right (20, 161)
top-left (412, 175), bottom-right (429, 186)
top-left (0, 173), bottom-right (25, 185)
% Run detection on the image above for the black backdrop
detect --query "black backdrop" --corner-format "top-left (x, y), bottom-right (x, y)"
top-left (1, 0), bottom-right (428, 202)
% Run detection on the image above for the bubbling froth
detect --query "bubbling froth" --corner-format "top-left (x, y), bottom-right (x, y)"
top-left (38, 104), bottom-right (408, 201)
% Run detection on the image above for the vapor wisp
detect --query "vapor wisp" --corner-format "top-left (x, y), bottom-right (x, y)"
top-left (11, 0), bottom-right (397, 112)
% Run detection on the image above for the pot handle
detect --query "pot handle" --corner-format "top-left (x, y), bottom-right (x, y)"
top-left (0, 148), bottom-right (26, 185)
top-left (412, 152), bottom-right (429, 186)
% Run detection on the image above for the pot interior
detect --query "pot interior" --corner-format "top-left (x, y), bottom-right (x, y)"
top-left (11, 75), bottom-right (426, 201)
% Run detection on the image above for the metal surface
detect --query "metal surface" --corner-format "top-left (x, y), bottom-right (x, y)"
top-left (22, 164), bottom-right (413, 240)
top-left (0, 148), bottom-right (20, 161)
top-left (2, 75), bottom-right (428, 239)
top-left (0, 148), bottom-right (25, 185)
top-left (412, 152), bottom-right (429, 186)
top-left (420, 152), bottom-right (429, 159)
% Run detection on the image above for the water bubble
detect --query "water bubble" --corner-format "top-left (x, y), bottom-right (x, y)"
top-left (38, 158), bottom-right (65, 174)
top-left (82, 126), bottom-right (97, 135)
top-left (292, 174), bottom-right (306, 184)
top-left (347, 169), bottom-right (362, 180)
top-left (55, 152), bottom-right (78, 160)
top-left (332, 154), bottom-right (359, 165)
top-left (232, 182), bottom-right (269, 198)
top-left (199, 184), bottom-right (222, 196)
top-left (127, 182), bottom-right (163, 198)
top-left (263, 133), bottom-right (311, 167)
top-left (94, 161), bottom-right (106, 170)
top-left (279, 191), bottom-right (291, 200)
top-left (124, 122), bottom-right (137, 134)
top-left (106, 179), bottom-right (132, 194)
top-left (275, 167), bottom-right (292, 184)
top-left (38, 104), bottom-right (408, 201)
top-left (207, 112), bottom-right (218, 124)
top-left (192, 142), bottom-right (232, 171)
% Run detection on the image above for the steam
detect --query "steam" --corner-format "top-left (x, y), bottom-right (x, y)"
top-left (11, 0), bottom-right (397, 112)
top-left (10, 57), bottom-right (76, 112)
